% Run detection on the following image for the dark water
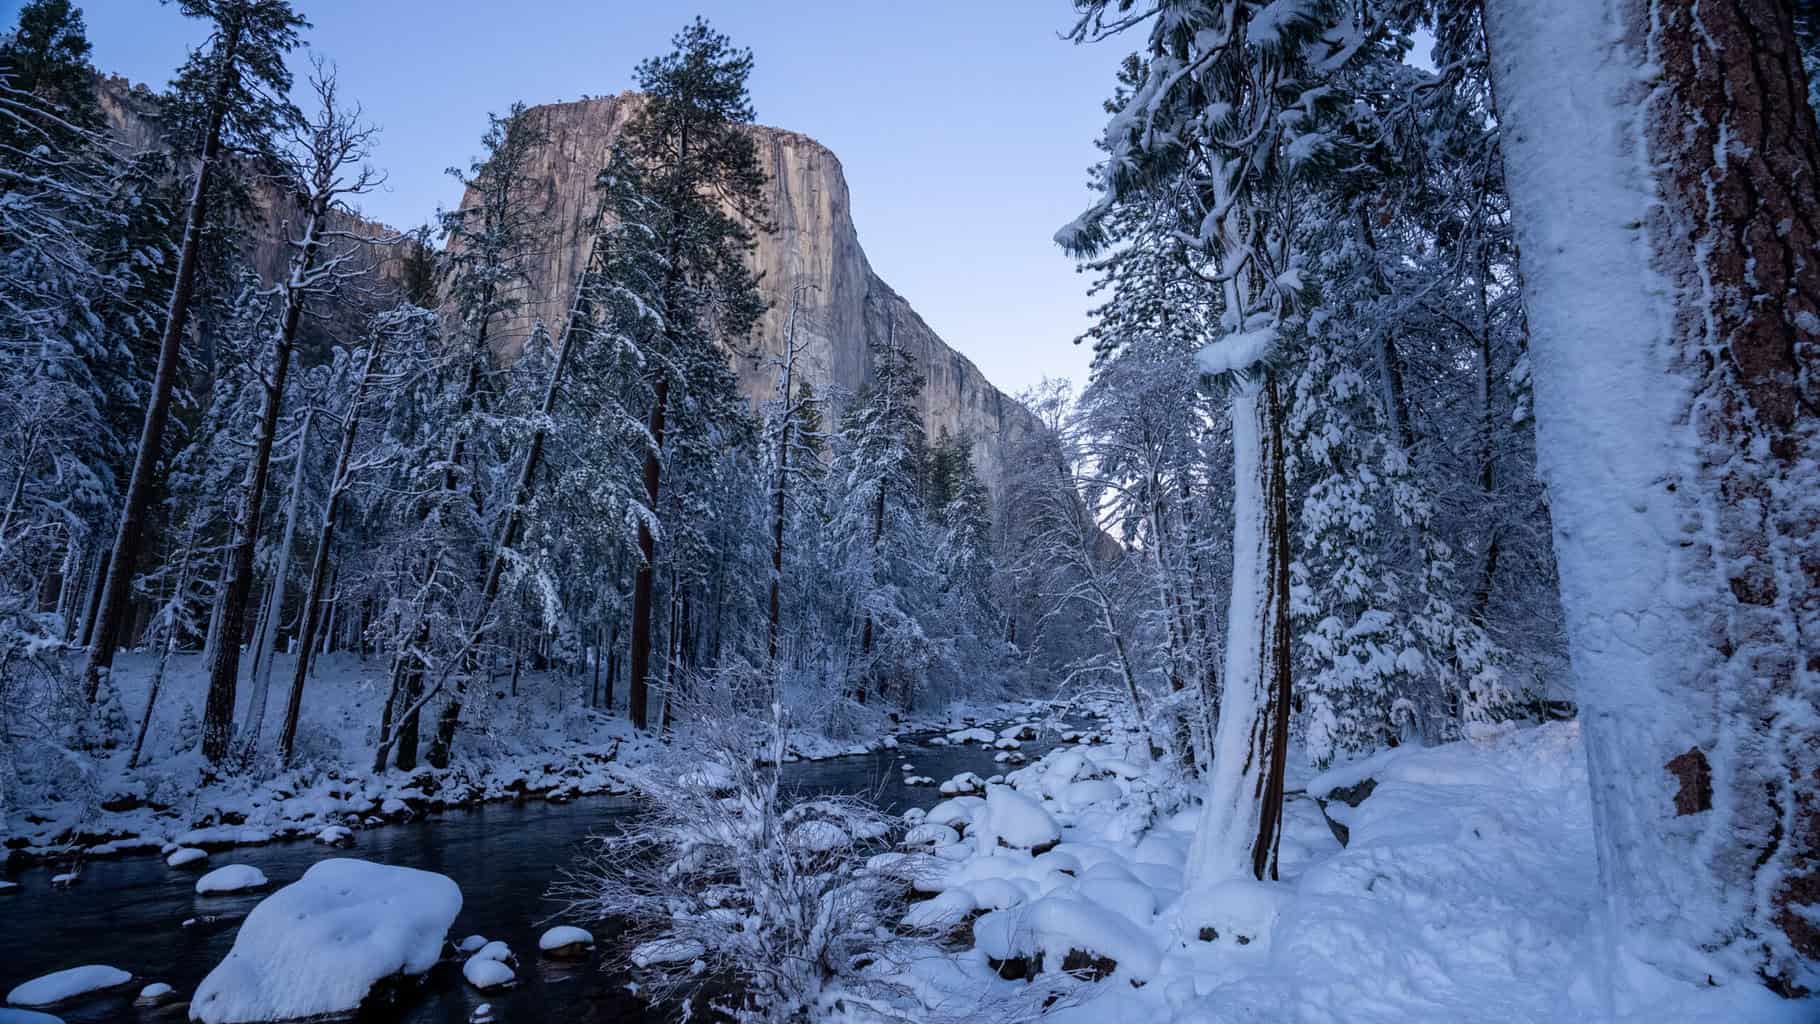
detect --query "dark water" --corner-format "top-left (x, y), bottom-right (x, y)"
top-left (3, 725), bottom-right (1050, 1024)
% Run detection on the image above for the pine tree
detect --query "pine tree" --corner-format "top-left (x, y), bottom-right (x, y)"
top-left (82, 0), bottom-right (307, 704)
top-left (612, 19), bottom-right (769, 731)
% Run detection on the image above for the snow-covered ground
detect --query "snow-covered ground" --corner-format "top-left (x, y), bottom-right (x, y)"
top-left (2, 647), bottom-right (1056, 865)
top-left (874, 721), bottom-right (1811, 1024)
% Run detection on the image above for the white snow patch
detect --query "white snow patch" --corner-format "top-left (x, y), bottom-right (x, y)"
top-left (6, 966), bottom-right (132, 1007)
top-left (194, 865), bottom-right (268, 895)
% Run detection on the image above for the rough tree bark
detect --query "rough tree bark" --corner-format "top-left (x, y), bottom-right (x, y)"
top-left (1486, 0), bottom-right (1819, 995)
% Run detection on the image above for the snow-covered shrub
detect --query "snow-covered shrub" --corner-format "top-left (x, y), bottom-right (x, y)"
top-left (557, 680), bottom-right (919, 1021)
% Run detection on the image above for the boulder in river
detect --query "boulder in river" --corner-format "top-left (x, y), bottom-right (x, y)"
top-left (188, 858), bottom-right (461, 1023)
top-left (538, 926), bottom-right (594, 959)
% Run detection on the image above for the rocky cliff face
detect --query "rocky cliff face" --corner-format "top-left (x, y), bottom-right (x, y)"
top-left (493, 92), bottom-right (1038, 486)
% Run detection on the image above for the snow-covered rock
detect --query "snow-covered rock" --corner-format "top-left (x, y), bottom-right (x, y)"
top-left (539, 926), bottom-right (594, 958)
top-left (903, 823), bottom-right (961, 848)
top-left (195, 864), bottom-right (269, 895)
top-left (134, 982), bottom-right (174, 1005)
top-left (0, 880), bottom-right (17, 894)
top-left (314, 825), bottom-right (354, 848)
top-left (978, 785), bottom-right (1060, 852)
top-left (0, 1010), bottom-right (67, 1024)
top-left (456, 934), bottom-right (489, 954)
top-left (5, 966), bottom-right (133, 1008)
top-left (939, 771), bottom-right (985, 796)
top-left (903, 775), bottom-right (935, 786)
top-left (925, 796), bottom-right (984, 829)
top-left (945, 727), bottom-right (995, 745)
top-left (165, 847), bottom-right (207, 868)
top-left (472, 940), bottom-right (512, 965)
top-left (188, 859), bottom-right (461, 1024)
top-left (461, 955), bottom-right (514, 991)
top-left (974, 896), bottom-right (1160, 981)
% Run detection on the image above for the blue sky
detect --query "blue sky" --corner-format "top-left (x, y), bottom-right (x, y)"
top-left (31, 0), bottom-right (1131, 396)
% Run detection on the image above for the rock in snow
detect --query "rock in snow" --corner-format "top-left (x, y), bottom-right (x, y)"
top-left (165, 847), bottom-right (207, 869)
top-left (5, 966), bottom-right (133, 1008)
top-left (188, 859), bottom-right (461, 1024)
top-left (539, 926), bottom-right (594, 958)
top-left (194, 865), bottom-right (269, 895)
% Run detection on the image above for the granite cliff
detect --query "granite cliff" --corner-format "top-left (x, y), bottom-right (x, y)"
top-left (485, 92), bottom-right (1039, 485)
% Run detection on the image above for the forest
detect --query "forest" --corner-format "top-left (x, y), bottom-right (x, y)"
top-left (0, 1), bottom-right (1814, 1022)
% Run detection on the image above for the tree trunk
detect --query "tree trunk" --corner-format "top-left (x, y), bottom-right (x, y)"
top-left (200, 211), bottom-right (321, 763)
top-left (279, 337), bottom-right (385, 764)
top-left (629, 374), bottom-right (668, 731)
top-left (244, 406), bottom-right (312, 754)
top-left (1486, 0), bottom-right (1819, 994)
top-left (82, 28), bottom-right (240, 700)
top-left (1186, 372), bottom-right (1293, 886)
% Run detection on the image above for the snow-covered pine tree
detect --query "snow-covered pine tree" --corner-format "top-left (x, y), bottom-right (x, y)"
top-left (199, 62), bottom-right (384, 763)
top-left (608, 19), bottom-right (769, 732)
top-left (1064, 0), bottom-right (1371, 885)
top-left (82, 0), bottom-right (307, 705)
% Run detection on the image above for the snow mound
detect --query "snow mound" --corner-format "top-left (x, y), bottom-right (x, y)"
top-left (978, 786), bottom-right (1060, 852)
top-left (461, 955), bottom-right (514, 991)
top-left (135, 982), bottom-right (174, 1004)
top-left (165, 847), bottom-right (207, 868)
top-left (945, 727), bottom-right (996, 744)
top-left (1177, 878), bottom-right (1286, 947)
top-left (539, 926), bottom-right (593, 955)
top-left (188, 858), bottom-right (462, 1024)
top-left (314, 826), bottom-right (354, 847)
top-left (974, 897), bottom-right (1160, 980)
top-left (0, 1010), bottom-right (67, 1024)
top-left (472, 941), bottom-right (511, 964)
top-left (939, 771), bottom-right (985, 795)
top-left (925, 796), bottom-right (983, 829)
top-left (6, 966), bottom-right (133, 1008)
top-left (195, 865), bottom-right (268, 895)
top-left (456, 934), bottom-right (488, 953)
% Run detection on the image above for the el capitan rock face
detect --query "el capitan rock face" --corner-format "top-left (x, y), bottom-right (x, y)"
top-left (481, 92), bottom-right (1038, 484)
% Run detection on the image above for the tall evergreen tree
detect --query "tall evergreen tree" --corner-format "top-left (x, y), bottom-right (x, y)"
top-left (612, 19), bottom-right (769, 731)
top-left (81, 0), bottom-right (307, 703)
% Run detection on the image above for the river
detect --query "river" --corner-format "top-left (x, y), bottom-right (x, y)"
top-left (3, 722), bottom-right (1052, 1023)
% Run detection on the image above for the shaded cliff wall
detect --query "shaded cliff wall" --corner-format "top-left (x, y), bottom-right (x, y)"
top-left (492, 92), bottom-right (1038, 485)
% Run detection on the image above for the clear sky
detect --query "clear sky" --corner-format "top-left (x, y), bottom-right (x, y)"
top-left (29, 0), bottom-right (1130, 397)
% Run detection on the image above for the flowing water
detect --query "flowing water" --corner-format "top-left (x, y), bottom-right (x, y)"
top-left (2, 724), bottom-right (1051, 1023)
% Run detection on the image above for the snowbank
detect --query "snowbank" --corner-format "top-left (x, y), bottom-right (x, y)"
top-left (5, 966), bottom-right (132, 1008)
top-left (188, 859), bottom-right (461, 1023)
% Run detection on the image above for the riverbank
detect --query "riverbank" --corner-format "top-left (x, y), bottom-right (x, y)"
top-left (0, 720), bottom-right (1063, 1024)
top-left (2, 646), bottom-right (1055, 867)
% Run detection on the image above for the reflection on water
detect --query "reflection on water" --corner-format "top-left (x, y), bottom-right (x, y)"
top-left (4, 727), bottom-right (1050, 1023)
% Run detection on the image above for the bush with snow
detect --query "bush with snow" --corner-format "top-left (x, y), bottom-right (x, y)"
top-left (188, 858), bottom-right (461, 1023)
top-left (555, 689), bottom-right (914, 1022)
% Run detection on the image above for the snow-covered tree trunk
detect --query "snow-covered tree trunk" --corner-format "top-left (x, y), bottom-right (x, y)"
top-left (1486, 0), bottom-right (1819, 995)
top-left (1186, 372), bottom-right (1292, 886)
top-left (242, 405), bottom-right (311, 754)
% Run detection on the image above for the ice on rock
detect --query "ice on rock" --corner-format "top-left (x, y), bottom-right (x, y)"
top-left (195, 864), bottom-right (269, 895)
top-left (6, 966), bottom-right (133, 1008)
top-left (165, 847), bottom-right (207, 868)
top-left (188, 859), bottom-right (461, 1024)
